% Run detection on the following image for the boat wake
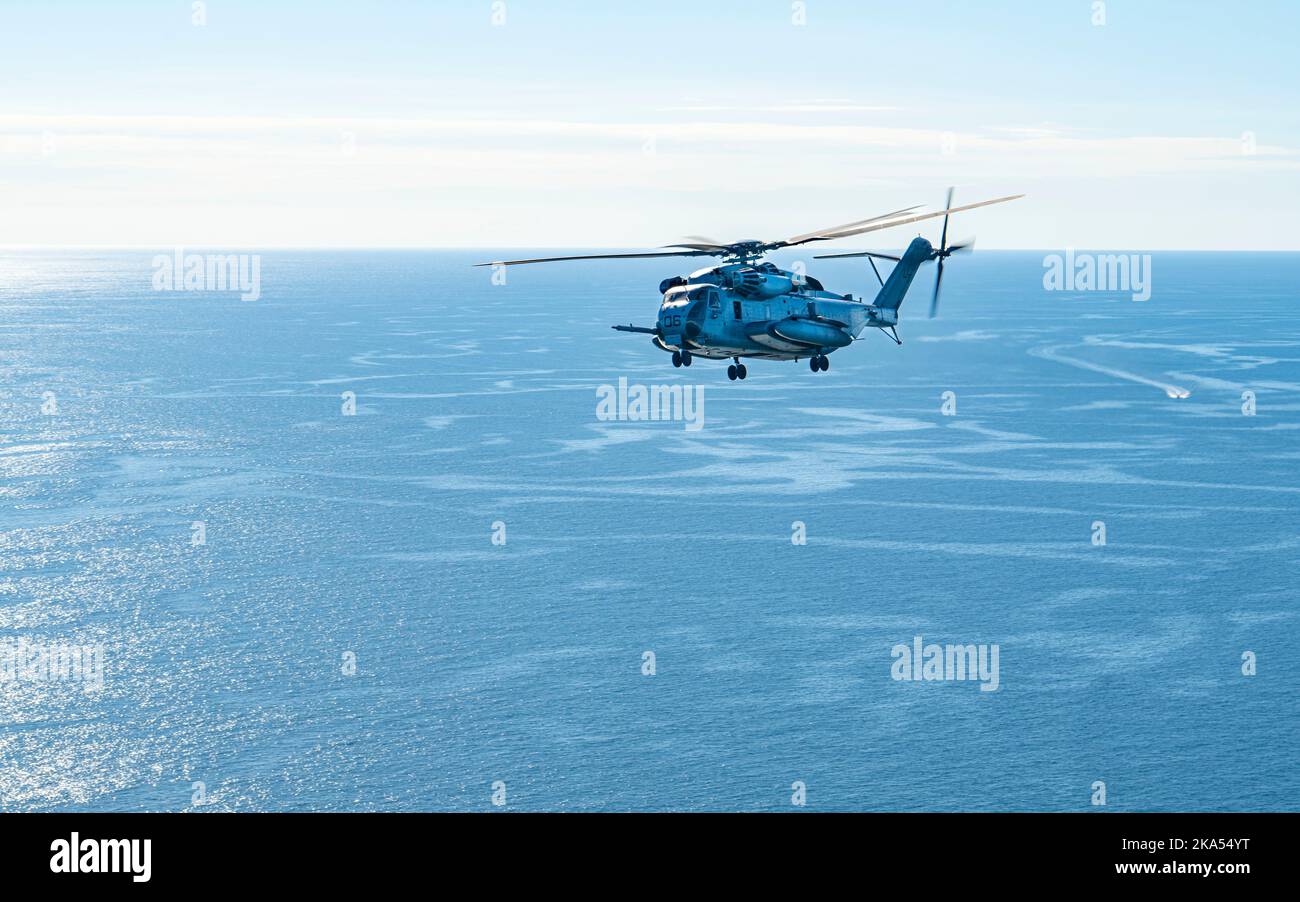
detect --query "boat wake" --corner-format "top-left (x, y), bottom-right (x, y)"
top-left (1030, 343), bottom-right (1191, 399)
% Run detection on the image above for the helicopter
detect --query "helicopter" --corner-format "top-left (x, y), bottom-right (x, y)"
top-left (477, 189), bottom-right (1022, 380)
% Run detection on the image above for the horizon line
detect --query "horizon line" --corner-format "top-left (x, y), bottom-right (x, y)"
top-left (3, 245), bottom-right (1299, 253)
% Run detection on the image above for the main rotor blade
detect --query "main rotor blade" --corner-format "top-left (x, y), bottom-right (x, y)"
top-left (779, 205), bottom-right (924, 247)
top-left (473, 249), bottom-right (715, 267)
top-left (804, 194), bottom-right (1024, 244)
top-left (664, 243), bottom-right (731, 252)
top-left (475, 195), bottom-right (1019, 267)
top-left (811, 250), bottom-right (902, 261)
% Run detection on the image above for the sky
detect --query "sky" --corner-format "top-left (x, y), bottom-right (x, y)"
top-left (1, 0), bottom-right (1297, 249)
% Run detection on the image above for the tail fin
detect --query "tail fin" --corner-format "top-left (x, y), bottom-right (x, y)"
top-left (873, 237), bottom-right (933, 310)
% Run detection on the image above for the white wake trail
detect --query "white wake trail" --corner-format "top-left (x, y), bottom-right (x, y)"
top-left (1030, 343), bottom-right (1191, 399)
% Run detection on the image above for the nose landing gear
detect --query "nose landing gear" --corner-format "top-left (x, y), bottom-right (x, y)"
top-left (808, 354), bottom-right (830, 372)
top-left (727, 358), bottom-right (748, 381)
top-left (672, 349), bottom-right (693, 368)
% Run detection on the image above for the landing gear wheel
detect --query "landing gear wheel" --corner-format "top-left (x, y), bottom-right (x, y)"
top-left (819, 355), bottom-right (830, 372)
top-left (672, 351), bottom-right (682, 368)
top-left (737, 364), bottom-right (747, 380)
top-left (681, 349), bottom-right (693, 367)
top-left (727, 364), bottom-right (737, 381)
top-left (809, 356), bottom-right (820, 372)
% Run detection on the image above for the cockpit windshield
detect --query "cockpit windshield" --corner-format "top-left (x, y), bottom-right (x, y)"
top-left (662, 283), bottom-right (718, 306)
top-left (661, 286), bottom-right (691, 308)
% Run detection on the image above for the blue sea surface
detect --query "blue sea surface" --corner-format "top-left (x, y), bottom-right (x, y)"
top-left (1, 249), bottom-right (1296, 811)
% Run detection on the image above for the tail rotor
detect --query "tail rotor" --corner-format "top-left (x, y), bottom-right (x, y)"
top-left (928, 187), bottom-right (976, 319)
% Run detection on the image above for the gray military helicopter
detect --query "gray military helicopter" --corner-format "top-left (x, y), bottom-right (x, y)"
top-left (478, 189), bottom-right (1022, 380)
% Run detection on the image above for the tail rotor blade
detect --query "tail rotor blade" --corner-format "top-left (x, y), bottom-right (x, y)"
top-left (948, 236), bottom-right (976, 255)
top-left (930, 257), bottom-right (945, 318)
top-left (939, 186), bottom-right (954, 252)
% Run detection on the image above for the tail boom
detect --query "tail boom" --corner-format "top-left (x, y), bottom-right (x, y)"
top-left (871, 236), bottom-right (934, 311)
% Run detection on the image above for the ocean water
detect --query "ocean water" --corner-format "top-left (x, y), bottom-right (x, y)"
top-left (1, 248), bottom-right (1296, 812)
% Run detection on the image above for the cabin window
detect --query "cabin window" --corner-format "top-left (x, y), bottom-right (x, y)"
top-left (733, 301), bottom-right (742, 319)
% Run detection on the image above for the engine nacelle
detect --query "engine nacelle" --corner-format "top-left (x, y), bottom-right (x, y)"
top-left (725, 268), bottom-right (795, 299)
